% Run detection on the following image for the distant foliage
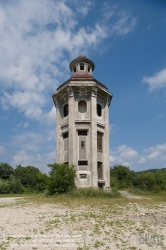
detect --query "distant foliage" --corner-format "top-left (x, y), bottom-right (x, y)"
top-left (48, 163), bottom-right (76, 194)
top-left (110, 165), bottom-right (135, 188)
top-left (14, 165), bottom-right (40, 190)
top-left (110, 165), bottom-right (166, 192)
top-left (0, 163), bottom-right (14, 180)
top-left (0, 175), bottom-right (23, 194)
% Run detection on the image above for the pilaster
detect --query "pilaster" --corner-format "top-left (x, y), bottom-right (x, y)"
top-left (90, 87), bottom-right (98, 187)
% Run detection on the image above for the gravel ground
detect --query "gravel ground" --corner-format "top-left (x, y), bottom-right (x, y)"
top-left (0, 196), bottom-right (166, 250)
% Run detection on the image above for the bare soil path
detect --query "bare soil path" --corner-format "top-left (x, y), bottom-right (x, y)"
top-left (119, 190), bottom-right (151, 199)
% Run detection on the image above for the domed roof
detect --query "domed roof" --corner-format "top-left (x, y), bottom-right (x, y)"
top-left (69, 55), bottom-right (95, 72)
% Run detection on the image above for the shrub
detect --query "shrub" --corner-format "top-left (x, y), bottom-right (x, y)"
top-left (8, 175), bottom-right (24, 193)
top-left (0, 178), bottom-right (10, 194)
top-left (47, 163), bottom-right (76, 194)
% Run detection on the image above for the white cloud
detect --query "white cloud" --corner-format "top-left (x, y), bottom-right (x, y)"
top-left (148, 151), bottom-right (161, 160)
top-left (48, 129), bottom-right (55, 141)
top-left (110, 145), bottom-right (138, 167)
top-left (23, 121), bottom-right (29, 128)
top-left (138, 157), bottom-right (146, 164)
top-left (111, 11), bottom-right (137, 35)
top-left (0, 145), bottom-right (6, 155)
top-left (11, 132), bottom-right (43, 152)
top-left (142, 68), bottom-right (166, 91)
top-left (12, 149), bottom-right (55, 172)
top-left (0, 0), bottom-right (136, 122)
top-left (110, 143), bottom-right (166, 170)
top-left (45, 106), bottom-right (56, 125)
top-left (117, 145), bottom-right (138, 158)
top-left (110, 124), bottom-right (116, 133)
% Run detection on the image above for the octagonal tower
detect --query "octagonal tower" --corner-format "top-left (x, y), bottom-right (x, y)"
top-left (52, 55), bottom-right (113, 189)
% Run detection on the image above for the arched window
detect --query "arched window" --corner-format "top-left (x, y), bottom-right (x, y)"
top-left (64, 104), bottom-right (68, 117)
top-left (78, 100), bottom-right (87, 113)
top-left (88, 65), bottom-right (91, 73)
top-left (73, 66), bottom-right (76, 73)
top-left (97, 104), bottom-right (102, 117)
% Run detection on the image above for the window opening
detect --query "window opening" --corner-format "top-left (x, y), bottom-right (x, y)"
top-left (63, 132), bottom-right (68, 139)
top-left (97, 104), bottom-right (102, 117)
top-left (78, 130), bottom-right (87, 136)
top-left (80, 63), bottom-right (84, 70)
top-left (88, 65), bottom-right (91, 72)
top-left (64, 104), bottom-right (68, 117)
top-left (78, 161), bottom-right (88, 165)
top-left (97, 132), bottom-right (103, 151)
top-left (73, 66), bottom-right (76, 73)
top-left (98, 162), bottom-right (103, 179)
top-left (81, 141), bottom-right (85, 149)
top-left (79, 174), bottom-right (87, 179)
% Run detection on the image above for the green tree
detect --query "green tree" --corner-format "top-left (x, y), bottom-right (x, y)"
top-left (36, 172), bottom-right (49, 192)
top-left (134, 171), bottom-right (156, 190)
top-left (154, 170), bottom-right (166, 191)
top-left (47, 163), bottom-right (76, 194)
top-left (0, 162), bottom-right (14, 180)
top-left (14, 165), bottom-right (40, 190)
top-left (110, 165), bottom-right (135, 188)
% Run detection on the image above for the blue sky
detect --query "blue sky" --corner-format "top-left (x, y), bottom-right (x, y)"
top-left (0, 0), bottom-right (166, 172)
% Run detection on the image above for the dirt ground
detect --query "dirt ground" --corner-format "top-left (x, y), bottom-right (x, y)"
top-left (0, 194), bottom-right (166, 250)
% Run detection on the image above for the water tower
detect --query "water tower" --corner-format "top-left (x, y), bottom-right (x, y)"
top-left (52, 55), bottom-right (112, 189)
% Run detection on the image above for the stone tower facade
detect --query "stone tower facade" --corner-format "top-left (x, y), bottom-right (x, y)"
top-left (52, 55), bottom-right (112, 189)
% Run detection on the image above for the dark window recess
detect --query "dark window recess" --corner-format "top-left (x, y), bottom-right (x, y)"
top-left (98, 162), bottom-right (103, 179)
top-left (73, 66), bottom-right (76, 73)
top-left (88, 65), bottom-right (91, 72)
top-left (81, 141), bottom-right (85, 149)
top-left (78, 161), bottom-right (88, 165)
top-left (63, 132), bottom-right (68, 139)
top-left (78, 130), bottom-right (87, 136)
top-left (64, 104), bottom-right (68, 117)
top-left (97, 132), bottom-right (103, 151)
top-left (97, 104), bottom-right (102, 117)
top-left (79, 174), bottom-right (87, 179)
top-left (80, 63), bottom-right (84, 70)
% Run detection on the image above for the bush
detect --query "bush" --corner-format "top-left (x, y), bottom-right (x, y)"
top-left (0, 176), bottom-right (23, 194)
top-left (0, 178), bottom-right (10, 194)
top-left (48, 163), bottom-right (76, 194)
top-left (8, 175), bottom-right (24, 193)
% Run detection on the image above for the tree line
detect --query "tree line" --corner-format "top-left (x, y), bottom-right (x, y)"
top-left (110, 165), bottom-right (166, 192)
top-left (0, 162), bottom-right (75, 194)
top-left (0, 162), bottom-right (166, 194)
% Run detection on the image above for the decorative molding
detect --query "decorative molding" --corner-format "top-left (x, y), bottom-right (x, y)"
top-left (107, 95), bottom-right (112, 106)
top-left (60, 91), bottom-right (68, 102)
top-left (78, 87), bottom-right (88, 99)
top-left (67, 87), bottom-right (74, 98)
top-left (92, 87), bottom-right (98, 97)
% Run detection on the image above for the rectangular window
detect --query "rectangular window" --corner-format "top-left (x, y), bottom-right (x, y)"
top-left (63, 132), bottom-right (68, 139)
top-left (78, 161), bottom-right (88, 165)
top-left (81, 141), bottom-right (85, 149)
top-left (98, 162), bottom-right (103, 179)
top-left (79, 174), bottom-right (87, 179)
top-left (80, 63), bottom-right (84, 70)
top-left (78, 130), bottom-right (87, 136)
top-left (97, 132), bottom-right (103, 151)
